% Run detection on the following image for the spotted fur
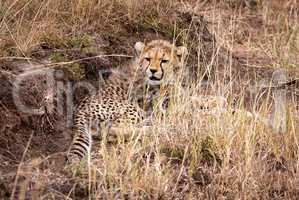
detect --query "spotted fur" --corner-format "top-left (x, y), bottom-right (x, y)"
top-left (68, 40), bottom-right (188, 162)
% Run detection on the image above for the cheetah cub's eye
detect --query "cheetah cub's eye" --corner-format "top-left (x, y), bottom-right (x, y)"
top-left (145, 57), bottom-right (151, 62)
top-left (161, 59), bottom-right (169, 64)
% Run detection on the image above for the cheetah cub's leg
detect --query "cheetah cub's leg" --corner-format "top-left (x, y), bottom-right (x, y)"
top-left (122, 103), bottom-right (146, 123)
top-left (103, 103), bottom-right (148, 141)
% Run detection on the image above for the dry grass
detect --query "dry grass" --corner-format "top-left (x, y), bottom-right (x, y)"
top-left (0, 0), bottom-right (299, 199)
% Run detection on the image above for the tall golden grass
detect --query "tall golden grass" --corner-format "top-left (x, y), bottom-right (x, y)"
top-left (0, 0), bottom-right (298, 199)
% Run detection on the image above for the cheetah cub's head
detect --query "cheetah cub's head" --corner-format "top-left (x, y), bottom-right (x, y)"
top-left (134, 40), bottom-right (188, 86)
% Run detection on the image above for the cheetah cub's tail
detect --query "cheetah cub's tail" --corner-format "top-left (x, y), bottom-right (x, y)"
top-left (67, 112), bottom-right (92, 163)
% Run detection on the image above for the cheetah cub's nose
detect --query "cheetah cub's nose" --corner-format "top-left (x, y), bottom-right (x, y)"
top-left (150, 69), bottom-right (157, 74)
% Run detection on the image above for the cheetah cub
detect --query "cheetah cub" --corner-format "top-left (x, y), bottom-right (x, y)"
top-left (67, 40), bottom-right (188, 162)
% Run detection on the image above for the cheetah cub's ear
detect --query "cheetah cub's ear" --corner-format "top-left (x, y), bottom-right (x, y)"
top-left (176, 46), bottom-right (188, 59)
top-left (134, 41), bottom-right (145, 54)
